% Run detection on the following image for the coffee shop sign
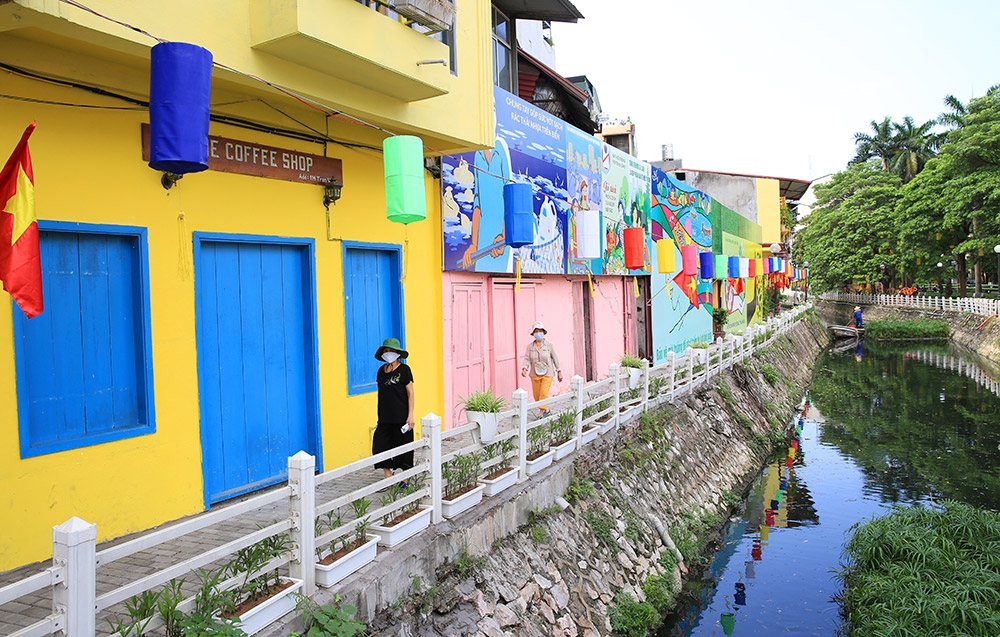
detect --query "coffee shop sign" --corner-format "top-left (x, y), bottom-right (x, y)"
top-left (141, 123), bottom-right (343, 185)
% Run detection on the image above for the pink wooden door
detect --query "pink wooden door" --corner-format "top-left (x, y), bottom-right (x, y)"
top-left (490, 282), bottom-right (536, 403)
top-left (623, 280), bottom-right (638, 356)
top-left (451, 283), bottom-right (486, 424)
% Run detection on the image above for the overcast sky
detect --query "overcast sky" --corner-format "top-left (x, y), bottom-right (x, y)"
top-left (551, 0), bottom-right (1000, 182)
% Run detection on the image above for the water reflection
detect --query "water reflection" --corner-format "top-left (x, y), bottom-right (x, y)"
top-left (810, 342), bottom-right (1000, 509)
top-left (666, 343), bottom-right (1000, 635)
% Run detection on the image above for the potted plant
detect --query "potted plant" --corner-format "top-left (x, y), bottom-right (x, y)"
top-left (525, 424), bottom-right (555, 475)
top-left (620, 354), bottom-right (644, 389)
top-left (460, 389), bottom-right (506, 444)
top-left (441, 452), bottom-right (486, 518)
top-left (219, 532), bottom-right (301, 635)
top-left (479, 437), bottom-right (519, 496)
top-left (314, 498), bottom-right (379, 588)
top-left (579, 400), bottom-right (602, 445)
top-left (370, 475), bottom-right (431, 548)
top-left (548, 410), bottom-right (578, 461)
top-left (713, 306), bottom-right (729, 339)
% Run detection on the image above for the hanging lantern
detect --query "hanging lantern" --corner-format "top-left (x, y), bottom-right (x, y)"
top-left (748, 258), bottom-right (757, 278)
top-left (502, 182), bottom-right (534, 247)
top-left (624, 227), bottom-right (645, 270)
top-left (699, 251), bottom-right (715, 279)
top-left (728, 256), bottom-right (739, 278)
top-left (714, 254), bottom-right (728, 280)
top-left (917, 257), bottom-right (922, 265)
top-left (739, 257), bottom-right (749, 279)
top-left (757, 258), bottom-right (764, 276)
top-left (148, 42), bottom-right (213, 175)
top-left (764, 258), bottom-right (772, 274)
top-left (656, 239), bottom-right (675, 273)
top-left (681, 244), bottom-right (697, 275)
top-left (578, 208), bottom-right (601, 259)
top-left (384, 135), bottom-right (427, 224)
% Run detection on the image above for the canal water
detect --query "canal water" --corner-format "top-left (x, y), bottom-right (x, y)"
top-left (665, 340), bottom-right (1000, 636)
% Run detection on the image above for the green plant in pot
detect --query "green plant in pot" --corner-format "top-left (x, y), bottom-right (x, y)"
top-left (620, 353), bottom-right (644, 389)
top-left (549, 410), bottom-right (577, 447)
top-left (713, 306), bottom-right (729, 336)
top-left (482, 437), bottom-right (516, 480)
top-left (442, 452), bottom-right (482, 501)
top-left (460, 389), bottom-right (506, 443)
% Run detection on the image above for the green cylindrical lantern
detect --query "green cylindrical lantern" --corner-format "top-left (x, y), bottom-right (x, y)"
top-left (714, 254), bottom-right (728, 281)
top-left (383, 135), bottom-right (426, 224)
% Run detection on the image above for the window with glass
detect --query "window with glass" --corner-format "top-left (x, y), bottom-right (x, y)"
top-left (492, 6), bottom-right (513, 91)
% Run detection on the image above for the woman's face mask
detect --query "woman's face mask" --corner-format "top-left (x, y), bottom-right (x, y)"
top-left (533, 332), bottom-right (545, 341)
top-left (381, 351), bottom-right (400, 363)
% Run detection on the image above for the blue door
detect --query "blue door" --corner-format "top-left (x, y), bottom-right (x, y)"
top-left (195, 235), bottom-right (321, 505)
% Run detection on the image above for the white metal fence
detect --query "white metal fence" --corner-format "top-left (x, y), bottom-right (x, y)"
top-left (825, 292), bottom-right (1000, 317)
top-left (0, 305), bottom-right (811, 637)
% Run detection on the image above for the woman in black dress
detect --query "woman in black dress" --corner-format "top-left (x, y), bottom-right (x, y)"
top-left (372, 338), bottom-right (415, 479)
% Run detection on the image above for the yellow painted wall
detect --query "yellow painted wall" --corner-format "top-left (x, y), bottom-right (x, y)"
top-left (2, 0), bottom-right (495, 153)
top-left (745, 242), bottom-right (764, 326)
top-left (756, 178), bottom-right (781, 245)
top-left (0, 44), bottom-right (446, 569)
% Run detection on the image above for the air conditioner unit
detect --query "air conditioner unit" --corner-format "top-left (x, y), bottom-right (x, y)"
top-left (394, 0), bottom-right (455, 33)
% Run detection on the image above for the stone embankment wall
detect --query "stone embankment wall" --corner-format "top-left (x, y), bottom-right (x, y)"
top-left (816, 299), bottom-right (1000, 370)
top-left (266, 314), bottom-right (827, 637)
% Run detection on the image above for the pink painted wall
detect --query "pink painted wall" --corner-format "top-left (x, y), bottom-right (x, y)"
top-left (442, 272), bottom-right (630, 428)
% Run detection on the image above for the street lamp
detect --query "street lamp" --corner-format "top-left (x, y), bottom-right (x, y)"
top-left (993, 245), bottom-right (1000, 297)
top-left (937, 261), bottom-right (944, 295)
top-left (803, 261), bottom-right (809, 301)
top-left (769, 242), bottom-right (781, 255)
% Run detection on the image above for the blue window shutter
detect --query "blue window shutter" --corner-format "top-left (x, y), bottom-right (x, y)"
top-left (343, 244), bottom-right (403, 395)
top-left (15, 224), bottom-right (155, 458)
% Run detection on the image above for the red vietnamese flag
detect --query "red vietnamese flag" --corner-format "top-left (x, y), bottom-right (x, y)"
top-left (0, 122), bottom-right (42, 318)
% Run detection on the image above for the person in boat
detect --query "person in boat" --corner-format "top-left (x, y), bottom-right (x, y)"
top-left (853, 306), bottom-right (864, 328)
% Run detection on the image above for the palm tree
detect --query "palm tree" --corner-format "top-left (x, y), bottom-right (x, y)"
top-left (851, 117), bottom-right (897, 170)
top-left (890, 116), bottom-right (937, 183)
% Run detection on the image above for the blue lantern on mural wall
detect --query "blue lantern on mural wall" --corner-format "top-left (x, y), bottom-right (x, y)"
top-left (728, 256), bottom-right (739, 278)
top-left (699, 251), bottom-right (714, 279)
top-left (149, 42), bottom-right (213, 180)
top-left (503, 182), bottom-right (534, 248)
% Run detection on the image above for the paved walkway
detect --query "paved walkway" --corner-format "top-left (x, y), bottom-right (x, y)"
top-left (0, 397), bottom-right (582, 636)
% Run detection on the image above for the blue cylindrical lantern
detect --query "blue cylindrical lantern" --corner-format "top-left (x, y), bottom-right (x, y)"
top-left (699, 251), bottom-right (714, 279)
top-left (149, 42), bottom-right (213, 174)
top-left (503, 182), bottom-right (534, 247)
top-left (728, 256), bottom-right (739, 278)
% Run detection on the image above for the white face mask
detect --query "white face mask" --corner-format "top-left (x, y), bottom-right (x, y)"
top-left (381, 351), bottom-right (400, 364)
top-left (533, 332), bottom-right (545, 341)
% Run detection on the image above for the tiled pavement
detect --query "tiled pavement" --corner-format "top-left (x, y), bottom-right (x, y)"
top-left (0, 397), bottom-right (581, 636)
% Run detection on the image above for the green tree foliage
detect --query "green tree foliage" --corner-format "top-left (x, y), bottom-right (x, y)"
top-left (798, 163), bottom-right (902, 292)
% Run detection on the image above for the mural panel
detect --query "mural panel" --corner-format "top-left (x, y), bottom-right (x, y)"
top-left (566, 126), bottom-right (603, 275)
top-left (599, 144), bottom-right (651, 275)
top-left (442, 87), bottom-right (569, 274)
top-left (649, 167), bottom-right (713, 364)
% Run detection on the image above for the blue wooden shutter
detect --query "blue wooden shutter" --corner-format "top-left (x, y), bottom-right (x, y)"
top-left (15, 226), bottom-right (153, 457)
top-left (343, 244), bottom-right (403, 395)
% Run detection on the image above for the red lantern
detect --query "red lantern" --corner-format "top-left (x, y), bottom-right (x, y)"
top-left (680, 244), bottom-right (697, 275)
top-left (748, 258), bottom-right (758, 277)
top-left (624, 227), bottom-right (645, 270)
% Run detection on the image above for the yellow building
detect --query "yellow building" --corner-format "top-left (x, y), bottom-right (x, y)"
top-left (0, 0), bottom-right (494, 571)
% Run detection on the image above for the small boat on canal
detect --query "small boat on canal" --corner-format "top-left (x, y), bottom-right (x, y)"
top-left (828, 324), bottom-right (864, 339)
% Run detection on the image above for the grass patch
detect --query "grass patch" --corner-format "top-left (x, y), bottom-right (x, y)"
top-left (837, 501), bottom-right (1000, 636)
top-left (565, 477), bottom-right (596, 504)
top-left (641, 573), bottom-right (676, 614)
top-left (585, 509), bottom-right (618, 552)
top-left (608, 593), bottom-right (660, 636)
top-left (671, 509), bottom-right (723, 569)
top-left (759, 363), bottom-right (780, 386)
top-left (864, 318), bottom-right (950, 339)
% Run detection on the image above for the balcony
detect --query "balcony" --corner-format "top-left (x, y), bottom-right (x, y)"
top-left (249, 0), bottom-right (452, 102)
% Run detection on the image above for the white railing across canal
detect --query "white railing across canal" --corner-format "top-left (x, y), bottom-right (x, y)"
top-left (0, 305), bottom-right (811, 637)
top-left (825, 291), bottom-right (1000, 317)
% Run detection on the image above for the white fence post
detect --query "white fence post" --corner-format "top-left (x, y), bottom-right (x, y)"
top-left (53, 517), bottom-right (96, 637)
top-left (513, 389), bottom-right (528, 480)
top-left (686, 347), bottom-right (694, 394)
top-left (641, 358), bottom-right (650, 409)
top-left (571, 375), bottom-right (585, 450)
top-left (287, 451), bottom-right (316, 596)
top-left (426, 413), bottom-right (443, 524)
top-left (610, 363), bottom-right (622, 429)
top-left (666, 351), bottom-right (676, 402)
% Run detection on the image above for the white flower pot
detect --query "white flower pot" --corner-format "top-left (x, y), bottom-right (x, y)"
top-left (441, 483), bottom-right (485, 519)
top-left (371, 506), bottom-right (431, 548)
top-left (627, 368), bottom-right (642, 389)
top-left (599, 416), bottom-right (616, 435)
top-left (468, 411), bottom-right (500, 444)
top-left (525, 449), bottom-right (555, 475)
top-left (479, 466), bottom-right (518, 496)
top-left (580, 425), bottom-right (599, 445)
top-left (550, 437), bottom-right (577, 461)
top-left (236, 577), bottom-right (302, 635)
top-left (315, 534), bottom-right (379, 588)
